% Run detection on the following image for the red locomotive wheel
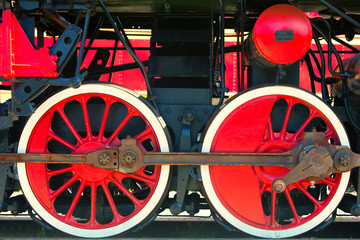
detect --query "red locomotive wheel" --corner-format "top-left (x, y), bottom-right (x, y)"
top-left (17, 84), bottom-right (171, 238)
top-left (200, 86), bottom-right (350, 238)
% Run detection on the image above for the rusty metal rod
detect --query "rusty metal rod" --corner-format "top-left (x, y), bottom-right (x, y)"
top-left (143, 152), bottom-right (295, 166)
top-left (0, 153), bottom-right (86, 164)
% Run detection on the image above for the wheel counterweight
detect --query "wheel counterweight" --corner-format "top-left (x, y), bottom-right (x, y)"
top-left (17, 84), bottom-right (171, 238)
top-left (200, 86), bottom-right (350, 238)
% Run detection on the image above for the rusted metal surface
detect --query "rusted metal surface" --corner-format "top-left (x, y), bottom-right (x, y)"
top-left (272, 144), bottom-right (334, 193)
top-left (143, 152), bottom-right (295, 166)
top-left (0, 152), bottom-right (87, 164)
top-left (2, 132), bottom-right (360, 182)
top-left (271, 131), bottom-right (360, 193)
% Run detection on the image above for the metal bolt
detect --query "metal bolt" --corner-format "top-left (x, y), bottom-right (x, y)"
top-left (99, 153), bottom-right (110, 166)
top-left (340, 155), bottom-right (351, 166)
top-left (272, 179), bottom-right (286, 193)
top-left (183, 110), bottom-right (195, 122)
top-left (310, 180), bottom-right (316, 188)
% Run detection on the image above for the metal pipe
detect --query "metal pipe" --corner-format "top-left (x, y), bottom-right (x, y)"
top-left (315, 0), bottom-right (360, 29)
top-left (75, 11), bottom-right (91, 75)
top-left (312, 30), bottom-right (328, 100)
top-left (109, 40), bottom-right (118, 82)
top-left (42, 10), bottom-right (70, 31)
top-left (83, 16), bottom-right (104, 59)
top-left (332, 36), bottom-right (360, 53)
top-left (216, 0), bottom-right (226, 109)
top-left (312, 18), bottom-right (348, 77)
top-left (99, 0), bottom-right (158, 112)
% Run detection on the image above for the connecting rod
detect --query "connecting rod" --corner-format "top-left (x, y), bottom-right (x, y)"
top-left (1, 132), bottom-right (359, 191)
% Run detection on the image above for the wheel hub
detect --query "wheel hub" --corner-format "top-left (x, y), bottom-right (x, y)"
top-left (121, 151), bottom-right (138, 168)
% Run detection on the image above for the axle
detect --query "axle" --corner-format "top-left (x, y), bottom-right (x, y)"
top-left (1, 132), bottom-right (359, 191)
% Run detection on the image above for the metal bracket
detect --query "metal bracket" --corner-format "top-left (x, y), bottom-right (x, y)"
top-left (271, 132), bottom-right (360, 193)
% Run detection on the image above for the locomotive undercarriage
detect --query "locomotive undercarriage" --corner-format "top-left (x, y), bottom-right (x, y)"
top-left (0, 0), bottom-right (359, 238)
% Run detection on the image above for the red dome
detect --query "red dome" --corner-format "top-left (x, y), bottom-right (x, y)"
top-left (253, 4), bottom-right (312, 65)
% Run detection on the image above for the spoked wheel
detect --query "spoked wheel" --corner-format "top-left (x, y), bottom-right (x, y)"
top-left (17, 84), bottom-right (171, 238)
top-left (200, 86), bottom-right (350, 238)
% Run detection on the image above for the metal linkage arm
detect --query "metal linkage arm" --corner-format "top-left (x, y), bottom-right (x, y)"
top-left (0, 136), bottom-right (297, 173)
top-left (3, 132), bottom-right (360, 184)
top-left (271, 132), bottom-right (360, 193)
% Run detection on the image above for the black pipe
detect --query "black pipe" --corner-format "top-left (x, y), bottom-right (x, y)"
top-left (307, 49), bottom-right (338, 84)
top-left (109, 39), bottom-right (118, 82)
top-left (315, 0), bottom-right (360, 29)
top-left (116, 16), bottom-right (135, 53)
top-left (312, 18), bottom-right (348, 77)
top-left (312, 30), bottom-right (328, 100)
top-left (76, 11), bottom-right (91, 75)
top-left (308, 49), bottom-right (323, 82)
top-left (236, 30), bottom-right (240, 92)
top-left (303, 53), bottom-right (318, 93)
top-left (99, 0), bottom-right (158, 112)
top-left (216, 0), bottom-right (226, 109)
top-left (42, 10), bottom-right (70, 31)
top-left (311, 19), bottom-right (360, 131)
top-left (83, 16), bottom-right (104, 59)
top-left (332, 36), bottom-right (360, 53)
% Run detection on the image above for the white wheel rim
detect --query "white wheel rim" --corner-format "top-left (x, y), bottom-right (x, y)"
top-left (200, 85), bottom-right (350, 238)
top-left (17, 83), bottom-right (170, 238)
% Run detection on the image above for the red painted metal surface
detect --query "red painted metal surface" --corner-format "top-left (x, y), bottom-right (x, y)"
top-left (252, 4), bottom-right (313, 65)
top-left (25, 92), bottom-right (162, 229)
top-left (0, 11), bottom-right (58, 79)
top-left (207, 94), bottom-right (343, 230)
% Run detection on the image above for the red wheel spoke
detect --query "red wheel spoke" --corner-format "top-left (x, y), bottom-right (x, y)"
top-left (295, 182), bottom-right (321, 209)
top-left (320, 178), bottom-right (336, 189)
top-left (325, 128), bottom-right (336, 140)
top-left (131, 171), bottom-right (157, 187)
top-left (90, 183), bottom-right (97, 226)
top-left (111, 175), bottom-right (142, 208)
top-left (270, 191), bottom-right (277, 227)
top-left (47, 166), bottom-right (74, 178)
top-left (106, 108), bottom-right (136, 145)
top-left (259, 181), bottom-right (268, 195)
top-left (65, 180), bottom-right (86, 220)
top-left (79, 97), bottom-right (93, 140)
top-left (98, 97), bottom-right (112, 141)
top-left (293, 110), bottom-right (317, 140)
top-left (293, 109), bottom-right (317, 139)
top-left (49, 131), bottom-right (77, 152)
top-left (101, 182), bottom-right (121, 222)
top-left (280, 99), bottom-right (294, 140)
top-left (264, 119), bottom-right (275, 141)
top-left (134, 127), bottom-right (154, 144)
top-left (56, 106), bottom-right (84, 144)
top-left (50, 174), bottom-right (78, 201)
top-left (284, 188), bottom-right (301, 223)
